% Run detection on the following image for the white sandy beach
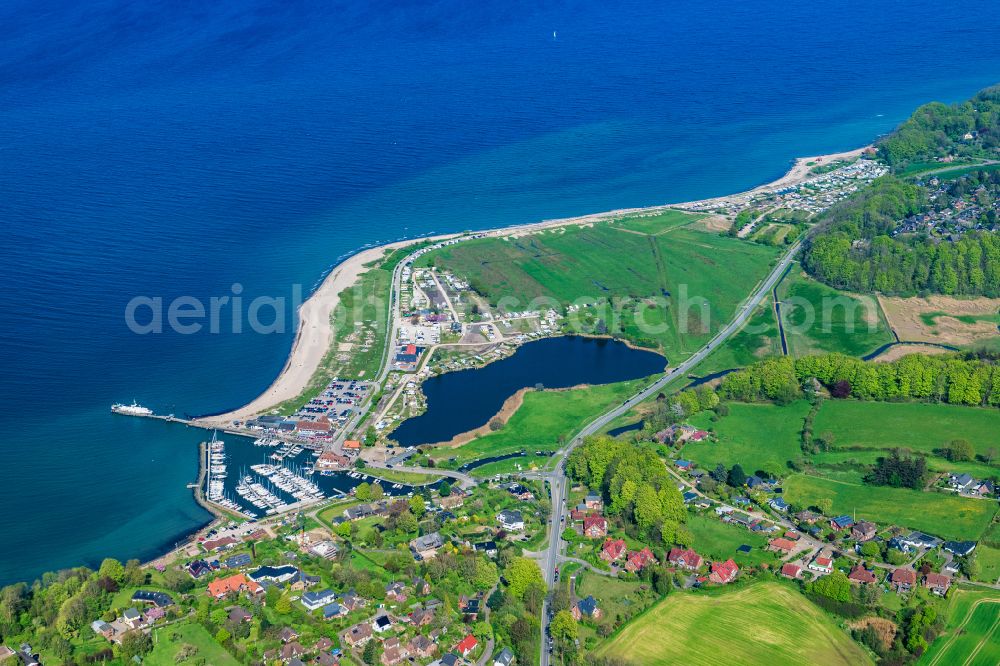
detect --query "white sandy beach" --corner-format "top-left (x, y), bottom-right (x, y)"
top-left (203, 145), bottom-right (870, 423)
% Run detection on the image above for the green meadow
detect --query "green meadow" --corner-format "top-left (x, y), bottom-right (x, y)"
top-left (685, 513), bottom-right (778, 567)
top-left (419, 217), bottom-right (778, 359)
top-left (921, 589), bottom-right (1000, 666)
top-left (777, 266), bottom-right (894, 357)
top-left (686, 401), bottom-right (811, 473)
top-left (782, 473), bottom-right (997, 541)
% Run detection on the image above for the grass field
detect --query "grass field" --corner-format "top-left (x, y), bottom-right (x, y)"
top-left (419, 219), bottom-right (778, 359)
top-left (686, 401), bottom-right (811, 474)
top-left (685, 513), bottom-right (777, 567)
top-left (613, 209), bottom-right (704, 235)
top-left (777, 266), bottom-right (894, 357)
top-left (782, 474), bottom-right (997, 541)
top-left (921, 589), bottom-right (1000, 666)
top-left (595, 582), bottom-right (870, 666)
top-left (432, 379), bottom-right (646, 471)
top-left (146, 621), bottom-right (240, 666)
top-left (813, 401), bottom-right (1000, 459)
top-left (975, 545), bottom-right (1000, 584)
top-left (690, 296), bottom-right (783, 375)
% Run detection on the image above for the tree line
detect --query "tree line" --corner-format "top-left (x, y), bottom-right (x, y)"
top-left (720, 352), bottom-right (1000, 407)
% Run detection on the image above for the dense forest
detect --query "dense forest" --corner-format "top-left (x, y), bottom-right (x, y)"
top-left (876, 84), bottom-right (1000, 166)
top-left (803, 175), bottom-right (1000, 295)
top-left (719, 352), bottom-right (1000, 406)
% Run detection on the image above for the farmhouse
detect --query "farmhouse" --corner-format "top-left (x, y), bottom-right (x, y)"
top-left (709, 559), bottom-right (739, 584)
top-left (667, 547), bottom-right (703, 571)
top-left (891, 568), bottom-right (916, 593)
top-left (601, 539), bottom-right (627, 563)
top-left (949, 473), bottom-right (975, 491)
top-left (809, 551), bottom-right (834, 574)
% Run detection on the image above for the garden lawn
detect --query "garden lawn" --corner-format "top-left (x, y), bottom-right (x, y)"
top-left (145, 621), bottom-right (240, 666)
top-left (813, 401), bottom-right (1000, 459)
top-left (435, 380), bottom-right (645, 470)
top-left (595, 582), bottom-right (870, 666)
top-left (685, 513), bottom-right (777, 567)
top-left (974, 545), bottom-right (1000, 584)
top-left (686, 401), bottom-right (811, 474)
top-left (778, 266), bottom-right (894, 357)
top-left (782, 474), bottom-right (997, 541)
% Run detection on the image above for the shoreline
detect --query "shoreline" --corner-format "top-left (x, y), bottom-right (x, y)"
top-left (204, 145), bottom-right (871, 424)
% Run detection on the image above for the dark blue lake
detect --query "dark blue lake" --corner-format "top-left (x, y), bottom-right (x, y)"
top-left (391, 336), bottom-right (665, 447)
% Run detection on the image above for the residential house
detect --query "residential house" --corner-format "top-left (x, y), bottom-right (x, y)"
top-left (795, 510), bottom-right (820, 525)
top-left (409, 608), bottom-right (434, 627)
top-left (322, 602), bottom-right (346, 620)
top-left (830, 515), bottom-right (854, 531)
top-left (314, 637), bottom-right (334, 652)
top-left (625, 547), bottom-right (656, 573)
top-left (584, 491), bottom-right (603, 510)
top-left (122, 608), bottom-right (142, 630)
top-left (412, 577), bottom-right (431, 595)
top-left (187, 559), bottom-right (211, 578)
top-left (280, 642), bottom-right (305, 662)
top-left (309, 540), bottom-right (339, 560)
top-left (493, 647), bottom-right (515, 666)
top-left (949, 473), bottom-right (975, 491)
top-left (228, 607), bottom-right (253, 624)
top-left (675, 459), bottom-right (693, 471)
top-left (851, 521), bottom-right (877, 542)
top-left (131, 590), bottom-right (174, 608)
top-left (497, 510), bottom-right (525, 531)
top-left (667, 547), bottom-right (703, 571)
top-left (208, 574), bottom-right (263, 598)
top-left (410, 532), bottom-right (445, 560)
top-left (972, 480), bottom-right (994, 497)
top-left (223, 553), bottom-right (252, 569)
top-left (848, 564), bottom-right (877, 585)
top-left (437, 491), bottom-right (466, 510)
top-left (891, 568), bottom-right (916, 593)
top-left (301, 589), bottom-right (337, 611)
top-left (583, 515), bottom-right (608, 538)
top-left (248, 565), bottom-right (298, 584)
top-left (572, 595), bottom-right (602, 620)
top-left (202, 536), bottom-right (238, 552)
top-left (924, 573), bottom-right (951, 596)
top-left (90, 620), bottom-right (114, 640)
top-left (768, 538), bottom-right (796, 554)
top-left (385, 581), bottom-right (408, 603)
top-left (344, 622), bottom-right (373, 647)
top-left (709, 559), bottom-right (739, 584)
top-left (900, 532), bottom-right (940, 550)
top-left (455, 634), bottom-right (478, 658)
top-left (372, 614), bottom-right (393, 634)
top-left (279, 627), bottom-right (300, 643)
top-left (768, 497), bottom-right (789, 513)
top-left (474, 541), bottom-right (498, 558)
top-left (682, 491), bottom-right (699, 503)
top-left (381, 645), bottom-right (404, 666)
top-left (317, 450), bottom-right (351, 470)
top-left (600, 539), bottom-right (627, 563)
top-left (409, 635), bottom-right (437, 659)
top-left (780, 563), bottom-right (802, 579)
top-left (341, 591), bottom-right (367, 612)
top-left (943, 540), bottom-right (977, 557)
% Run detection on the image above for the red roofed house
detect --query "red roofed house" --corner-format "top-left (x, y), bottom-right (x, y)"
top-left (891, 568), bottom-right (916, 593)
top-left (207, 574), bottom-right (262, 599)
top-left (600, 539), bottom-right (627, 563)
top-left (202, 536), bottom-right (238, 552)
top-left (297, 419), bottom-right (331, 434)
top-left (317, 450), bottom-right (351, 469)
top-left (848, 564), bottom-right (877, 585)
top-left (583, 516), bottom-right (608, 539)
top-left (689, 430), bottom-right (710, 442)
top-left (924, 572), bottom-right (951, 596)
top-left (343, 440), bottom-right (362, 452)
top-left (455, 634), bottom-right (478, 658)
top-left (569, 509), bottom-right (586, 522)
top-left (780, 563), bottom-right (802, 579)
top-left (667, 547), bottom-right (703, 571)
top-left (709, 559), bottom-right (739, 584)
top-left (768, 537), bottom-right (796, 554)
top-left (625, 547), bottom-right (657, 573)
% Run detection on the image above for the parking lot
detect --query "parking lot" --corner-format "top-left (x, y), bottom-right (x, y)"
top-left (295, 378), bottom-right (375, 425)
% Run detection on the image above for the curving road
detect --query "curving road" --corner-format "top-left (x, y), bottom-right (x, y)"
top-left (538, 239), bottom-right (802, 665)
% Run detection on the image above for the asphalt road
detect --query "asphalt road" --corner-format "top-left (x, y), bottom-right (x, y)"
top-left (538, 239), bottom-right (802, 665)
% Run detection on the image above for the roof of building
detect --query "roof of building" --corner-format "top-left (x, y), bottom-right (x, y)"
top-left (576, 595), bottom-right (599, 616)
top-left (848, 565), bottom-right (878, 584)
top-left (781, 563), bottom-right (802, 577)
top-left (892, 568), bottom-right (917, 584)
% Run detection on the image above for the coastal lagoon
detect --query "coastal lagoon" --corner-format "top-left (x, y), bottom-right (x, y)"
top-left (5, 0), bottom-right (1000, 583)
top-left (391, 336), bottom-right (665, 446)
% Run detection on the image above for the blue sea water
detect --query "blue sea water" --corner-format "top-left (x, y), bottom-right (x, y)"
top-left (2, 0), bottom-right (1000, 585)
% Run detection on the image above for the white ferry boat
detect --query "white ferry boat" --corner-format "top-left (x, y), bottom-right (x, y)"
top-left (111, 401), bottom-right (153, 416)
